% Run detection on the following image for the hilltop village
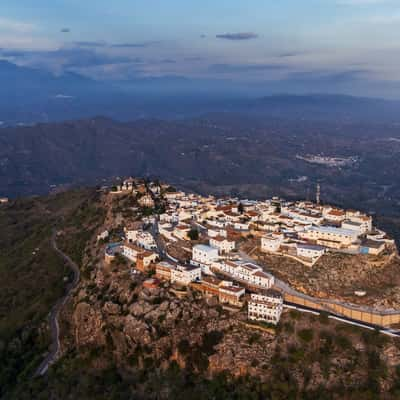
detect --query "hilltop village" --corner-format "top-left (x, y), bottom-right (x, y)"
top-left (101, 178), bottom-right (397, 327)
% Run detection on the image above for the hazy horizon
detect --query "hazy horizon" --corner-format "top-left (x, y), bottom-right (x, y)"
top-left (2, 1), bottom-right (400, 98)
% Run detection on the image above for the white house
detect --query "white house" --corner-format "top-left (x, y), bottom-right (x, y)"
top-left (207, 228), bottom-right (227, 238)
top-left (341, 220), bottom-right (365, 235)
top-left (122, 243), bottom-right (141, 262)
top-left (171, 265), bottom-right (201, 285)
top-left (215, 261), bottom-right (274, 289)
top-left (296, 243), bottom-right (326, 260)
top-left (299, 226), bottom-right (359, 248)
top-left (233, 222), bottom-right (250, 231)
top-left (136, 231), bottom-right (157, 250)
top-left (248, 291), bottom-right (283, 325)
top-left (347, 215), bottom-right (372, 233)
top-left (323, 208), bottom-right (346, 222)
top-left (126, 229), bottom-right (138, 243)
top-left (218, 285), bottom-right (245, 306)
top-left (261, 233), bottom-right (284, 253)
top-left (192, 244), bottom-right (219, 264)
top-left (209, 236), bottom-right (235, 254)
top-left (250, 270), bottom-right (275, 288)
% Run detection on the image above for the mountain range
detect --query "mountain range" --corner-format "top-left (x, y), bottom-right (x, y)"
top-left (2, 60), bottom-right (400, 125)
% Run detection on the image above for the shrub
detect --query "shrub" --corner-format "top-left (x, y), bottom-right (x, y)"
top-left (188, 229), bottom-right (199, 241)
top-left (334, 334), bottom-right (352, 350)
top-left (177, 339), bottom-right (191, 355)
top-left (319, 311), bottom-right (330, 325)
top-left (201, 330), bottom-right (224, 355)
top-left (298, 328), bottom-right (314, 343)
top-left (248, 333), bottom-right (261, 345)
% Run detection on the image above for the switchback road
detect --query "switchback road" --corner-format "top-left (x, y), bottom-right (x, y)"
top-left (35, 231), bottom-right (80, 376)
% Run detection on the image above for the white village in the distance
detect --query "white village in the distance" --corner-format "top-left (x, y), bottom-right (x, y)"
top-left (98, 177), bottom-right (398, 332)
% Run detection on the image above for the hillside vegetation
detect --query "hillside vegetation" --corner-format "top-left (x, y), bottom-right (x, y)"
top-left (0, 188), bottom-right (105, 397)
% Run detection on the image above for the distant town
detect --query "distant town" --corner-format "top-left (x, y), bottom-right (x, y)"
top-left (100, 177), bottom-right (397, 328)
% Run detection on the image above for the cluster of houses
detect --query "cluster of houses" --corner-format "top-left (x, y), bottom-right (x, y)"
top-left (260, 201), bottom-right (393, 265)
top-left (158, 189), bottom-right (391, 267)
top-left (104, 180), bottom-right (395, 325)
top-left (153, 259), bottom-right (282, 324)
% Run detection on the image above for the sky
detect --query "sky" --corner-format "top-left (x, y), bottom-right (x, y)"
top-left (2, 0), bottom-right (400, 97)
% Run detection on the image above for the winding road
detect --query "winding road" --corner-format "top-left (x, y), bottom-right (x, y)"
top-left (35, 231), bottom-right (80, 376)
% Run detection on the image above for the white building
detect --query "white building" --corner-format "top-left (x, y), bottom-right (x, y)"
top-left (171, 265), bottom-right (201, 285)
top-left (248, 291), bottom-right (283, 325)
top-left (126, 229), bottom-right (138, 243)
top-left (261, 233), bottom-right (284, 253)
top-left (215, 261), bottom-right (274, 289)
top-left (341, 220), bottom-right (365, 235)
top-left (323, 207), bottom-right (346, 222)
top-left (218, 285), bottom-right (245, 306)
top-left (296, 243), bottom-right (326, 260)
top-left (192, 244), bottom-right (219, 269)
top-left (347, 215), bottom-right (372, 233)
top-left (207, 228), bottom-right (227, 238)
top-left (209, 236), bottom-right (235, 254)
top-left (136, 231), bottom-right (157, 250)
top-left (299, 226), bottom-right (359, 248)
top-left (122, 243), bottom-right (141, 262)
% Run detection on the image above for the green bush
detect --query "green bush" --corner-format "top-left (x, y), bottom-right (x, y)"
top-left (297, 328), bottom-right (314, 343)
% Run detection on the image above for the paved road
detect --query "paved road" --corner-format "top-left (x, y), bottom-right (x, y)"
top-left (238, 250), bottom-right (400, 316)
top-left (238, 251), bottom-right (400, 336)
top-left (149, 220), bottom-right (166, 258)
top-left (35, 231), bottom-right (80, 376)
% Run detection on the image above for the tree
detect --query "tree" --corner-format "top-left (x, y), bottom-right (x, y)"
top-left (188, 228), bottom-right (199, 241)
top-left (238, 202), bottom-right (244, 214)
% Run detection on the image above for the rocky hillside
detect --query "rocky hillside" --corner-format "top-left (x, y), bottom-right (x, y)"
top-left (14, 254), bottom-right (400, 400)
top-left (241, 238), bottom-right (400, 309)
top-left (3, 188), bottom-right (400, 399)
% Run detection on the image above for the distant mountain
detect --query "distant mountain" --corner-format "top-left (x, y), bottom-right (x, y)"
top-left (0, 60), bottom-right (125, 125)
top-left (2, 60), bottom-right (400, 124)
top-left (245, 94), bottom-right (400, 122)
top-left (1, 115), bottom-right (400, 226)
top-left (0, 60), bottom-right (102, 98)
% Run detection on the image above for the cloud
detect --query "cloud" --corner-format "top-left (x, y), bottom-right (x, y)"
top-left (73, 41), bottom-right (107, 48)
top-left (277, 51), bottom-right (308, 58)
top-left (216, 32), bottom-right (258, 41)
top-left (0, 46), bottom-right (134, 69)
top-left (110, 42), bottom-right (157, 48)
top-left (60, 28), bottom-right (70, 33)
top-left (209, 63), bottom-right (287, 73)
top-left (287, 69), bottom-right (369, 83)
top-left (0, 17), bottom-right (35, 34)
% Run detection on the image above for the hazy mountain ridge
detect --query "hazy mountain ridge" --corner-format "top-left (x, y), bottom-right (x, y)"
top-left (1, 115), bottom-right (399, 227)
top-left (2, 60), bottom-right (400, 124)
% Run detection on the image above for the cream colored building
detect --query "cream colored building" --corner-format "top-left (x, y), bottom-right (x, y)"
top-left (171, 265), bottom-right (201, 285)
top-left (248, 291), bottom-right (283, 325)
top-left (299, 226), bottom-right (359, 247)
top-left (209, 236), bottom-right (235, 254)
